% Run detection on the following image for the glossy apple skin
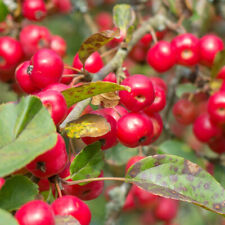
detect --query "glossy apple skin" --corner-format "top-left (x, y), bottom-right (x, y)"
top-left (117, 112), bottom-right (153, 148)
top-left (103, 72), bottom-right (117, 83)
top-left (119, 74), bottom-right (155, 112)
top-left (19, 25), bottom-right (51, 57)
top-left (15, 200), bottom-right (55, 225)
top-left (36, 90), bottom-right (68, 125)
top-left (101, 105), bottom-right (128, 122)
top-left (208, 137), bottom-right (225, 154)
top-left (149, 76), bottom-right (168, 94)
top-left (146, 41), bottom-right (176, 73)
top-left (26, 133), bottom-right (68, 178)
top-left (30, 49), bottom-right (64, 89)
top-left (208, 91), bottom-right (225, 125)
top-left (82, 109), bottom-right (118, 150)
top-left (199, 34), bottom-right (224, 67)
top-left (52, 0), bottom-right (72, 13)
top-left (171, 33), bottom-right (200, 66)
top-left (0, 36), bottom-right (23, 70)
top-left (22, 0), bottom-right (47, 21)
top-left (72, 52), bottom-right (103, 73)
top-left (43, 83), bottom-right (68, 92)
top-left (51, 195), bottom-right (91, 225)
top-left (50, 35), bottom-right (67, 57)
top-left (15, 61), bottom-right (39, 94)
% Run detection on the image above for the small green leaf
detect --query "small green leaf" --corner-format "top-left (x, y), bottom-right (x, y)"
top-left (211, 50), bottom-right (225, 78)
top-left (0, 0), bottom-right (9, 22)
top-left (214, 164), bottom-right (225, 188)
top-left (61, 81), bottom-right (130, 107)
top-left (126, 155), bottom-right (225, 215)
top-left (0, 82), bottom-right (17, 103)
top-left (70, 142), bottom-right (104, 183)
top-left (0, 175), bottom-right (38, 211)
top-left (64, 114), bottom-right (110, 138)
top-left (0, 209), bottom-right (18, 225)
top-left (0, 96), bottom-right (57, 177)
top-left (55, 215), bottom-right (81, 225)
top-left (176, 83), bottom-right (197, 98)
top-left (78, 29), bottom-right (120, 65)
top-left (113, 4), bottom-right (135, 33)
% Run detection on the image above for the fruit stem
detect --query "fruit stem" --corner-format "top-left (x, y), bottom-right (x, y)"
top-left (64, 65), bottom-right (81, 73)
top-left (62, 177), bottom-right (127, 185)
top-left (55, 180), bottom-right (62, 198)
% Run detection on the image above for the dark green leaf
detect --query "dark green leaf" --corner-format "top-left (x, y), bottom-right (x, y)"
top-left (0, 209), bottom-right (18, 225)
top-left (0, 96), bottom-right (57, 177)
top-left (0, 0), bottom-right (9, 22)
top-left (70, 142), bottom-right (104, 183)
top-left (0, 82), bottom-right (17, 103)
top-left (126, 155), bottom-right (225, 215)
top-left (211, 50), bottom-right (225, 78)
top-left (61, 81), bottom-right (130, 107)
top-left (0, 175), bottom-right (38, 211)
top-left (55, 215), bottom-right (81, 225)
top-left (113, 4), bottom-right (135, 33)
top-left (64, 114), bottom-right (110, 138)
top-left (176, 83), bottom-right (197, 98)
top-left (78, 29), bottom-right (120, 65)
top-left (214, 164), bottom-right (225, 188)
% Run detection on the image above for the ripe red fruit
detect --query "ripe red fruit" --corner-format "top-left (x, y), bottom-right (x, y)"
top-left (208, 91), bottom-right (225, 125)
top-left (19, 25), bottom-right (51, 57)
top-left (52, 0), bottom-right (72, 13)
top-left (52, 195), bottom-right (91, 225)
top-left (172, 99), bottom-right (196, 125)
top-left (30, 49), bottom-right (64, 89)
top-left (22, 0), bottom-right (47, 21)
top-left (117, 112), bottom-right (153, 148)
top-left (60, 65), bottom-right (74, 84)
top-left (50, 35), bottom-right (67, 57)
top-left (95, 12), bottom-right (113, 31)
top-left (101, 105), bottom-right (128, 122)
top-left (72, 52), bottom-right (103, 73)
top-left (129, 43), bottom-right (148, 63)
top-left (15, 61), bottom-right (39, 94)
top-left (43, 83), bottom-right (68, 92)
top-left (193, 113), bottom-right (222, 143)
top-left (103, 72), bottom-right (117, 83)
top-left (140, 33), bottom-right (152, 47)
top-left (82, 109), bottom-right (118, 150)
top-left (149, 76), bottom-right (168, 94)
top-left (123, 186), bottom-right (136, 211)
top-left (126, 155), bottom-right (144, 173)
top-left (143, 86), bottom-right (166, 113)
top-left (38, 179), bottom-right (50, 192)
top-left (154, 198), bottom-right (178, 221)
top-left (26, 133), bottom-right (68, 178)
top-left (36, 90), bottom-right (67, 125)
top-left (146, 41), bottom-right (176, 73)
top-left (208, 137), bottom-right (225, 154)
top-left (119, 74), bottom-right (155, 112)
top-left (171, 33), bottom-right (200, 66)
top-left (0, 178), bottom-right (5, 189)
top-left (60, 164), bottom-right (104, 200)
top-left (15, 200), bottom-right (55, 225)
top-left (216, 66), bottom-right (225, 79)
top-left (0, 36), bottom-right (23, 70)
top-left (140, 210), bottom-right (156, 225)
top-left (199, 34), bottom-right (224, 67)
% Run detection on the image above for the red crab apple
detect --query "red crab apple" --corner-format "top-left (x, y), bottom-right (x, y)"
top-left (208, 136), bottom-right (225, 154)
top-left (101, 105), bottom-right (128, 122)
top-left (52, 0), bottom-right (72, 13)
top-left (19, 25), bottom-right (51, 57)
top-left (95, 12), bottom-right (113, 31)
top-left (117, 112), bottom-right (153, 147)
top-left (50, 35), bottom-right (67, 57)
top-left (51, 195), bottom-right (91, 225)
top-left (26, 133), bottom-right (68, 178)
top-left (119, 74), bottom-right (155, 112)
top-left (15, 200), bottom-right (55, 225)
top-left (36, 90), bottom-right (67, 125)
top-left (149, 76), bottom-right (168, 94)
top-left (30, 48), bottom-right (64, 89)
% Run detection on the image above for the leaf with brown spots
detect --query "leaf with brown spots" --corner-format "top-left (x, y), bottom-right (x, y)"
top-left (61, 81), bottom-right (130, 107)
top-left (64, 114), bottom-right (111, 139)
top-left (91, 92), bottom-right (120, 108)
top-left (126, 154), bottom-right (225, 215)
top-left (55, 215), bottom-right (81, 225)
top-left (78, 29), bottom-right (120, 65)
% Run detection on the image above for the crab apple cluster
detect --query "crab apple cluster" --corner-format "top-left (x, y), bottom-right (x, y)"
top-left (146, 33), bottom-right (225, 74)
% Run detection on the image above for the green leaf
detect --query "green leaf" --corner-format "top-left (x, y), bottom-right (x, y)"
top-left (55, 215), bottom-right (81, 225)
top-left (157, 140), bottom-right (202, 165)
top-left (0, 82), bottom-right (17, 103)
top-left (0, 0), bottom-right (9, 22)
top-left (214, 164), bottom-right (225, 188)
top-left (61, 81), bottom-right (130, 107)
top-left (70, 142), bottom-right (104, 183)
top-left (0, 175), bottom-right (38, 211)
top-left (64, 114), bottom-right (111, 138)
top-left (78, 29), bottom-right (120, 65)
top-left (113, 4), bottom-right (135, 33)
top-left (0, 96), bottom-right (57, 177)
top-left (176, 83), bottom-right (197, 98)
top-left (0, 209), bottom-right (18, 225)
top-left (211, 50), bottom-right (225, 78)
top-left (105, 144), bottom-right (138, 166)
top-left (126, 155), bottom-right (225, 215)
